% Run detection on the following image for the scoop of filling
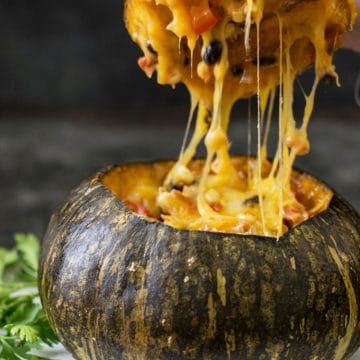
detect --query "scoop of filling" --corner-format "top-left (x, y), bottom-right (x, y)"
top-left (124, 0), bottom-right (356, 237)
top-left (102, 158), bottom-right (333, 236)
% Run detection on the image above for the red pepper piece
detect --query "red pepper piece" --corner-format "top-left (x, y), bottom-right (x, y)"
top-left (137, 56), bottom-right (157, 77)
top-left (190, 3), bottom-right (219, 35)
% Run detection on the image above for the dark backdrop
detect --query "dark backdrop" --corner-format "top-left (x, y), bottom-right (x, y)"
top-left (0, 0), bottom-right (359, 110)
top-left (0, 0), bottom-right (188, 109)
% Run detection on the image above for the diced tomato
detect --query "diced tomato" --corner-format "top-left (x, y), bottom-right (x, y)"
top-left (210, 202), bottom-right (222, 212)
top-left (124, 199), bottom-right (152, 217)
top-left (124, 200), bottom-right (137, 213)
top-left (138, 56), bottom-right (156, 70)
top-left (137, 56), bottom-right (157, 77)
top-left (283, 204), bottom-right (308, 227)
top-left (190, 2), bottom-right (219, 35)
top-left (240, 222), bottom-right (251, 233)
top-left (138, 56), bottom-right (150, 69)
top-left (136, 203), bottom-right (151, 217)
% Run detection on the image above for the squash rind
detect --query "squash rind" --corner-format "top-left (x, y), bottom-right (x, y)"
top-left (39, 163), bottom-right (360, 360)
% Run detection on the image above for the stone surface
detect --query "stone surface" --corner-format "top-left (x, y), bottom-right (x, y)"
top-left (29, 342), bottom-right (360, 359)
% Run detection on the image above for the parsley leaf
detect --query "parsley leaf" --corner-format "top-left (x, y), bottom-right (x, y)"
top-left (4, 324), bottom-right (39, 343)
top-left (14, 233), bottom-right (40, 278)
top-left (0, 233), bottom-right (59, 359)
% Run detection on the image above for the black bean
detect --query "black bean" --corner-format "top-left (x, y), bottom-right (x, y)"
top-left (252, 56), bottom-right (276, 66)
top-left (147, 41), bottom-right (157, 55)
top-left (203, 41), bottom-right (223, 65)
top-left (184, 57), bottom-right (190, 66)
top-left (244, 195), bottom-right (259, 206)
top-left (231, 65), bottom-right (244, 76)
top-left (167, 182), bottom-right (184, 192)
top-left (283, 218), bottom-right (292, 229)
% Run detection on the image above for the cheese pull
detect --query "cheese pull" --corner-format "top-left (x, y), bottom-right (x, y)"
top-left (125, 0), bottom-right (355, 236)
top-left (205, 127), bottom-right (228, 151)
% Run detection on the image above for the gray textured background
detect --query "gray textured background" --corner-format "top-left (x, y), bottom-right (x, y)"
top-left (0, 107), bottom-right (359, 246)
top-left (0, 0), bottom-right (359, 109)
top-left (0, 0), bottom-right (187, 108)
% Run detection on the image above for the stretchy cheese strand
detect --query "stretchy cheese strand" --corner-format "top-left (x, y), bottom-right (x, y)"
top-left (256, 20), bottom-right (266, 236)
top-left (124, 0), bottom-right (352, 236)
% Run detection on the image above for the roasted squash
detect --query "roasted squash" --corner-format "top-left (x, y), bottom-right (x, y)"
top-left (39, 0), bottom-right (359, 358)
top-left (39, 160), bottom-right (360, 360)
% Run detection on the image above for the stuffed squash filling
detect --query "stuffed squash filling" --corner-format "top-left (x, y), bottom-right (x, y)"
top-left (102, 158), bottom-right (332, 236)
top-left (123, 0), bottom-right (356, 237)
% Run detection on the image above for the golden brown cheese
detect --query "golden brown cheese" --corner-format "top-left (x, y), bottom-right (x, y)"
top-left (124, 0), bottom-right (356, 237)
top-left (102, 158), bottom-right (333, 235)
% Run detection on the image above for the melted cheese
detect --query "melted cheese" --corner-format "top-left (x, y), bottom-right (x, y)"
top-left (125, 0), bottom-right (356, 237)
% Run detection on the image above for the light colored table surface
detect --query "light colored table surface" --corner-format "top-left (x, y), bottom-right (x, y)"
top-left (34, 343), bottom-right (360, 359)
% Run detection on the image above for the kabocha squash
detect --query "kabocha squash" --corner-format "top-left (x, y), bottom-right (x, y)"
top-left (39, 159), bottom-right (360, 360)
top-left (39, 0), bottom-right (359, 358)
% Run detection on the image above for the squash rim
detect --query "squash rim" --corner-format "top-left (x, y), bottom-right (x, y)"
top-left (92, 157), bottom-right (358, 242)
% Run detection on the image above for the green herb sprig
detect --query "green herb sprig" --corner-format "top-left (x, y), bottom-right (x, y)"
top-left (0, 234), bottom-right (59, 359)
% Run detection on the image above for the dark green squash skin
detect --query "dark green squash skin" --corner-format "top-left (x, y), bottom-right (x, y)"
top-left (39, 165), bottom-right (360, 360)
